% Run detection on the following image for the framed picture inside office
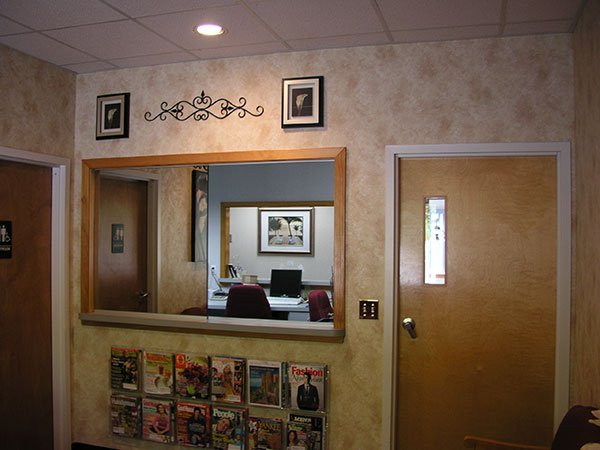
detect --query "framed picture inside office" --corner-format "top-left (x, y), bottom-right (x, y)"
top-left (259, 208), bottom-right (314, 255)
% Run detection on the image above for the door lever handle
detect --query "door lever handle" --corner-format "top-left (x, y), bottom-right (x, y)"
top-left (402, 317), bottom-right (417, 339)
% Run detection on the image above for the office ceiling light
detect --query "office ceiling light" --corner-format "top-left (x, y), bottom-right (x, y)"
top-left (195, 23), bottom-right (226, 36)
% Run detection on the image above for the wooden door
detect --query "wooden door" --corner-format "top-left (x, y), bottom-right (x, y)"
top-left (396, 157), bottom-right (556, 449)
top-left (0, 160), bottom-right (53, 448)
top-left (95, 176), bottom-right (148, 312)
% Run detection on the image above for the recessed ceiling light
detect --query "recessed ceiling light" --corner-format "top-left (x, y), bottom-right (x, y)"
top-left (195, 23), bottom-right (226, 36)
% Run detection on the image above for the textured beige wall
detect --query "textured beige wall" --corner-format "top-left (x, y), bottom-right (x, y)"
top-left (573, 0), bottom-right (600, 406)
top-left (71, 34), bottom-right (574, 449)
top-left (157, 166), bottom-right (206, 315)
top-left (0, 45), bottom-right (75, 158)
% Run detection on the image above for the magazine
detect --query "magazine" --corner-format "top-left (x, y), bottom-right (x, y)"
top-left (110, 346), bottom-right (140, 391)
top-left (142, 398), bottom-right (174, 443)
top-left (289, 413), bottom-right (325, 450)
top-left (110, 394), bottom-right (140, 438)
top-left (248, 416), bottom-right (283, 450)
top-left (211, 405), bottom-right (247, 449)
top-left (176, 401), bottom-right (211, 448)
top-left (287, 362), bottom-right (327, 412)
top-left (211, 356), bottom-right (245, 404)
top-left (285, 421), bottom-right (311, 450)
top-left (143, 351), bottom-right (174, 395)
top-left (175, 353), bottom-right (210, 399)
top-left (248, 360), bottom-right (282, 408)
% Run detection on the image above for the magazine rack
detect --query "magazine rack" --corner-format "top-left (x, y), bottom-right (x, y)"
top-left (110, 346), bottom-right (329, 449)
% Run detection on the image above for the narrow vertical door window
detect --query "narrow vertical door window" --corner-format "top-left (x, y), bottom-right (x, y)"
top-left (424, 197), bottom-right (446, 285)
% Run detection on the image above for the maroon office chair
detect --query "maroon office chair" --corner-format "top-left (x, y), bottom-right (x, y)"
top-left (464, 405), bottom-right (600, 450)
top-left (180, 306), bottom-right (206, 316)
top-left (308, 290), bottom-right (333, 322)
top-left (225, 284), bottom-right (272, 319)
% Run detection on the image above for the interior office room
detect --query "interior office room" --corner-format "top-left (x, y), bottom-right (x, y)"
top-left (1, 0), bottom-right (599, 448)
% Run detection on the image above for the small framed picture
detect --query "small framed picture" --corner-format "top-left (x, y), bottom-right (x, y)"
top-left (258, 208), bottom-right (314, 254)
top-left (96, 92), bottom-right (130, 140)
top-left (281, 76), bottom-right (324, 128)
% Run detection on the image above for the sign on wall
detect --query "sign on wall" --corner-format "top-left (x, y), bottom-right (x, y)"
top-left (112, 224), bottom-right (124, 254)
top-left (0, 221), bottom-right (12, 259)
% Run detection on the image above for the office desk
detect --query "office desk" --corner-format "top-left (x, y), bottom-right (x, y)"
top-left (208, 295), bottom-right (309, 321)
top-left (219, 277), bottom-right (331, 288)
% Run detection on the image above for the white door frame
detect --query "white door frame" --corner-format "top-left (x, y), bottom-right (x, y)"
top-left (0, 146), bottom-right (71, 450)
top-left (382, 142), bottom-right (571, 449)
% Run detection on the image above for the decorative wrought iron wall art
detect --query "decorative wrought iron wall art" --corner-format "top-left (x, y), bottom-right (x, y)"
top-left (144, 91), bottom-right (264, 122)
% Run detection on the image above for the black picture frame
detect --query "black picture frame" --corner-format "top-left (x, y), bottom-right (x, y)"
top-left (192, 167), bottom-right (209, 262)
top-left (96, 92), bottom-right (130, 140)
top-left (281, 76), bottom-right (324, 128)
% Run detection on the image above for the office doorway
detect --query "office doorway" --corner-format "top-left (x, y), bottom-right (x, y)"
top-left (0, 147), bottom-right (70, 449)
top-left (96, 175), bottom-right (149, 311)
top-left (94, 170), bottom-right (159, 313)
top-left (382, 143), bottom-right (571, 450)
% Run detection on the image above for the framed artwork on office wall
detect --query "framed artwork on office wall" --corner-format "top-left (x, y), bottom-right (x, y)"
top-left (96, 92), bottom-right (130, 140)
top-left (258, 208), bottom-right (314, 254)
top-left (281, 76), bottom-right (324, 128)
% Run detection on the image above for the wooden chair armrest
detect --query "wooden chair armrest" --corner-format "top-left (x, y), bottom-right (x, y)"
top-left (464, 435), bottom-right (551, 450)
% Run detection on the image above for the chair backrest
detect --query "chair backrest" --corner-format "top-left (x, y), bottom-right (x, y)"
top-left (225, 284), bottom-right (272, 319)
top-left (308, 290), bottom-right (333, 322)
top-left (180, 306), bottom-right (206, 316)
top-left (463, 405), bottom-right (600, 450)
top-left (551, 405), bottom-right (600, 450)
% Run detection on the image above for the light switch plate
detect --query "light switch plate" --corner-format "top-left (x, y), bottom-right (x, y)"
top-left (359, 299), bottom-right (379, 319)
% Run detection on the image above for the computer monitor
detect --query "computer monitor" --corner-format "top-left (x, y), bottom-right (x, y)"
top-left (269, 269), bottom-right (302, 298)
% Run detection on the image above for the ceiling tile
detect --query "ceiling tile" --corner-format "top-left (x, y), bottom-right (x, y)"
top-left (0, 32), bottom-right (96, 65)
top-left (45, 20), bottom-right (181, 60)
top-left (109, 52), bottom-right (198, 68)
top-left (61, 60), bottom-right (118, 73)
top-left (504, 20), bottom-right (574, 35)
top-left (391, 25), bottom-right (500, 43)
top-left (138, 5), bottom-right (276, 49)
top-left (0, 16), bottom-right (31, 35)
top-left (379, 0), bottom-right (502, 30)
top-left (246, 0), bottom-right (383, 40)
top-left (0, 0), bottom-right (126, 29)
top-left (192, 42), bottom-right (289, 59)
top-left (506, 0), bottom-right (583, 22)
top-left (288, 33), bottom-right (390, 51)
top-left (102, 0), bottom-right (237, 18)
